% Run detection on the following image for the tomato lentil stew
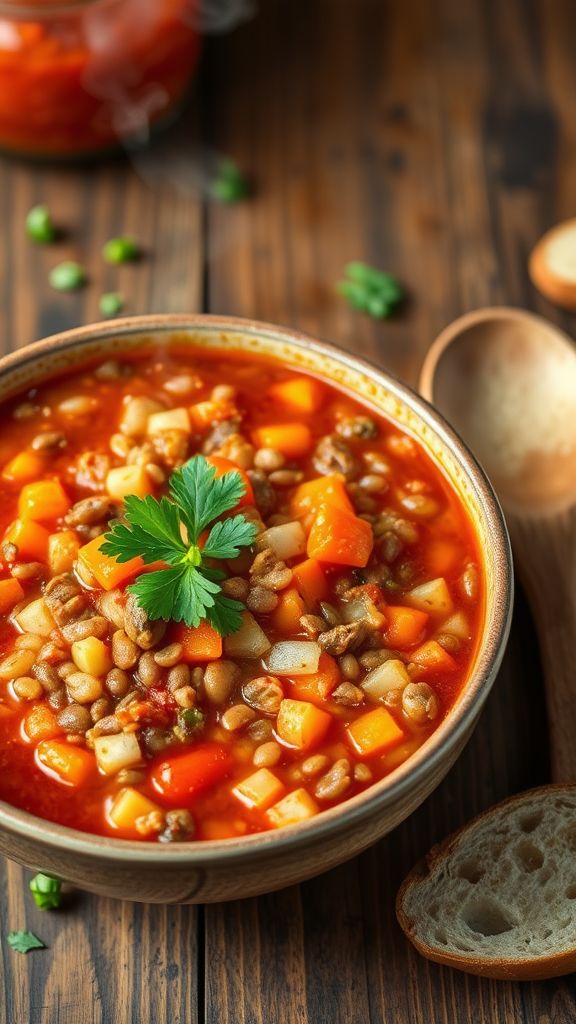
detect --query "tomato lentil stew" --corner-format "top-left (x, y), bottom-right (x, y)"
top-left (0, 348), bottom-right (482, 843)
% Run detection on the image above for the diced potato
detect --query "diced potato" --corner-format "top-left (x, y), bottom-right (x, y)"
top-left (341, 593), bottom-right (385, 629)
top-left (48, 530), bottom-right (80, 575)
top-left (223, 612), bottom-right (271, 659)
top-left (120, 396), bottom-right (164, 437)
top-left (361, 659), bottom-right (411, 702)
top-left (276, 698), bottom-right (331, 749)
top-left (106, 465), bottom-right (153, 500)
top-left (147, 407), bottom-right (191, 435)
top-left (232, 768), bottom-right (285, 810)
top-left (440, 611), bottom-right (471, 640)
top-left (71, 637), bottom-right (113, 677)
top-left (346, 707), bottom-right (405, 757)
top-left (94, 733), bottom-right (142, 775)
top-left (258, 521), bottom-right (306, 561)
top-left (406, 577), bottom-right (453, 616)
top-left (108, 787), bottom-right (162, 831)
top-left (267, 641), bottom-right (321, 676)
top-left (266, 788), bottom-right (319, 828)
top-left (14, 598), bottom-right (55, 637)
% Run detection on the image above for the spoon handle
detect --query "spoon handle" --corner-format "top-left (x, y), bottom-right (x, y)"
top-left (509, 508), bottom-right (576, 783)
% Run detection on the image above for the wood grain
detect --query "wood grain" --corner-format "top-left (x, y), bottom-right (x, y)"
top-left (1, 0), bottom-right (576, 1020)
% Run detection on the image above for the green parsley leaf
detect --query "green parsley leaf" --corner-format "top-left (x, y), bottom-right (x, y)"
top-left (26, 204), bottom-right (57, 244)
top-left (177, 707), bottom-right (206, 733)
top-left (102, 495), bottom-right (187, 565)
top-left (30, 873), bottom-right (62, 911)
top-left (103, 455), bottom-right (257, 635)
top-left (102, 237), bottom-right (139, 264)
top-left (7, 930), bottom-right (45, 954)
top-left (99, 292), bottom-right (124, 319)
top-left (210, 159), bottom-right (249, 203)
top-left (338, 261), bottom-right (404, 319)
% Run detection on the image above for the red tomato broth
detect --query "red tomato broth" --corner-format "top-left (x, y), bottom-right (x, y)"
top-left (0, 0), bottom-right (200, 157)
top-left (0, 346), bottom-right (483, 842)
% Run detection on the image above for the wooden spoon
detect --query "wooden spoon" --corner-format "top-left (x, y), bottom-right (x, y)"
top-left (420, 307), bottom-right (576, 782)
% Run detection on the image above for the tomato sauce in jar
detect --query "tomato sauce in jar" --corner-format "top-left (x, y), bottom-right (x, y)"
top-left (0, 0), bottom-right (200, 157)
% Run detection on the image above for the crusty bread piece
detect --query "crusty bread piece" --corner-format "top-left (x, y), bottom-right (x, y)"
top-left (529, 218), bottom-right (576, 310)
top-left (396, 785), bottom-right (576, 980)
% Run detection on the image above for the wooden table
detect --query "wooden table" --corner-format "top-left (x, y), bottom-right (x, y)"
top-left (1, 1), bottom-right (575, 1020)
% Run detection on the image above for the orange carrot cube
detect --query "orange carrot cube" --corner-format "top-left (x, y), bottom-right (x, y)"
top-left (18, 479), bottom-right (70, 522)
top-left (383, 606), bottom-right (429, 649)
top-left (272, 588), bottom-right (306, 634)
top-left (36, 740), bottom-right (96, 786)
top-left (268, 377), bottom-right (325, 414)
top-left (4, 519), bottom-right (50, 561)
top-left (252, 423), bottom-right (312, 459)
top-left (23, 704), bottom-right (63, 743)
top-left (292, 558), bottom-right (328, 607)
top-left (410, 640), bottom-right (458, 674)
top-left (346, 707), bottom-right (404, 757)
top-left (307, 504), bottom-right (373, 567)
top-left (0, 578), bottom-right (24, 614)
top-left (276, 698), bottom-right (332, 750)
top-left (172, 621), bottom-right (223, 663)
top-left (78, 535), bottom-right (144, 591)
top-left (290, 475), bottom-right (354, 524)
top-left (1, 451), bottom-right (45, 484)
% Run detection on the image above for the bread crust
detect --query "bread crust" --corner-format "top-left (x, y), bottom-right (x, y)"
top-left (396, 784), bottom-right (576, 981)
top-left (529, 219), bottom-right (576, 310)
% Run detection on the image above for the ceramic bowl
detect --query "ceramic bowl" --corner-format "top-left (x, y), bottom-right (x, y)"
top-left (0, 315), bottom-right (513, 903)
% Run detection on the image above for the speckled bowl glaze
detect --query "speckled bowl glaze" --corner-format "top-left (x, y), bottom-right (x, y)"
top-left (0, 315), bottom-right (513, 903)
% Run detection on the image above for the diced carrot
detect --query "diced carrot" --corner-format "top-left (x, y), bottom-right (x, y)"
top-left (4, 519), bottom-right (50, 561)
top-left (268, 377), bottom-right (325, 414)
top-left (252, 423), bottom-right (312, 459)
top-left (383, 606), bottom-right (429, 649)
top-left (0, 578), bottom-right (24, 614)
top-left (150, 743), bottom-right (233, 805)
top-left (172, 621), bottom-right (223, 663)
top-left (78, 535), bottom-right (144, 591)
top-left (48, 530), bottom-right (80, 575)
top-left (289, 652), bottom-right (340, 704)
top-left (290, 475), bottom-right (354, 525)
top-left (292, 558), bottom-right (328, 607)
top-left (346, 707), bottom-right (405, 757)
top-left (424, 539), bottom-right (461, 576)
top-left (18, 479), bottom-right (70, 522)
top-left (266, 788), bottom-right (319, 828)
top-left (189, 399), bottom-right (237, 432)
top-left (272, 588), bottom-right (306, 634)
top-left (276, 698), bottom-right (332, 749)
top-left (23, 704), bottom-right (63, 743)
top-left (201, 819), bottom-right (243, 840)
top-left (1, 451), bottom-right (45, 484)
top-left (307, 504), bottom-right (373, 567)
top-left (36, 740), bottom-right (96, 786)
top-left (232, 768), bottom-right (286, 810)
top-left (205, 455), bottom-right (255, 508)
top-left (410, 640), bottom-right (458, 674)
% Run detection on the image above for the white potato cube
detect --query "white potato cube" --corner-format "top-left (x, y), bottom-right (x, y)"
top-left (406, 577), bottom-right (453, 616)
top-left (361, 659), bottom-right (411, 701)
top-left (94, 733), bottom-right (142, 775)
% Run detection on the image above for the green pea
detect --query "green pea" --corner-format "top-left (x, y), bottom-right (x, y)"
top-left (210, 160), bottom-right (249, 203)
top-left (49, 261), bottom-right (86, 292)
top-left (26, 205), bottom-right (56, 244)
top-left (30, 873), bottom-right (62, 911)
top-left (102, 237), bottom-right (139, 264)
top-left (99, 292), bottom-right (124, 318)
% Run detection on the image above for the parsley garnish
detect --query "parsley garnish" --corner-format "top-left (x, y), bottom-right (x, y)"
top-left (7, 930), bottom-right (45, 954)
top-left (30, 873), bottom-right (62, 911)
top-left (101, 455), bottom-right (257, 635)
top-left (338, 261), bottom-right (404, 319)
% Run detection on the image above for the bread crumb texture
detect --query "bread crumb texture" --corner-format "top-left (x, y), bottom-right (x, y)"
top-left (400, 790), bottom-right (576, 961)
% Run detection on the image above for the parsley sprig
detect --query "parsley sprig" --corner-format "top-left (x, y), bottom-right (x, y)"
top-left (101, 456), bottom-right (257, 635)
top-left (338, 261), bottom-right (404, 319)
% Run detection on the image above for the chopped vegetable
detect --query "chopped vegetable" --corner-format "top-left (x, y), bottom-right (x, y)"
top-left (0, 578), bottom-right (24, 614)
top-left (210, 159), bottom-right (248, 203)
top-left (23, 704), bottom-right (62, 743)
top-left (26, 204), bottom-right (56, 244)
top-left (289, 652), bottom-right (340, 704)
top-left (108, 787), bottom-right (161, 832)
top-left (19, 479), bottom-right (70, 522)
top-left (173, 621), bottom-right (223, 663)
top-left (361, 659), bottom-right (411, 701)
top-left (29, 873), bottom-right (61, 911)
top-left (307, 504), bottom-right (373, 567)
top-left (102, 237), bottom-right (139, 264)
top-left (406, 578), bottom-right (453, 616)
top-left (7, 930), bottom-right (45, 954)
top-left (267, 640), bottom-right (321, 676)
top-left (271, 588), bottom-right (306, 634)
top-left (233, 768), bottom-right (285, 810)
top-left (15, 598), bottom-right (55, 637)
top-left (48, 530), bottom-right (80, 575)
top-left (71, 637), bottom-right (112, 677)
top-left (338, 261), bottom-right (404, 319)
top-left (49, 260), bottom-right (86, 292)
top-left (258, 521), bottom-right (306, 561)
top-left (266, 788), bottom-right (318, 828)
top-left (101, 455), bottom-right (257, 634)
top-left (106, 465), bottom-right (153, 500)
top-left (93, 733), bottom-right (141, 775)
top-left (99, 292), bottom-right (124, 318)
top-left (346, 707), bottom-right (404, 756)
top-left (78, 535), bottom-right (145, 591)
top-left (223, 611), bottom-right (270, 658)
top-left (36, 740), bottom-right (96, 786)
top-left (252, 423), bottom-right (312, 459)
top-left (410, 640), bottom-right (458, 674)
top-left (177, 707), bottom-right (206, 735)
top-left (4, 519), bottom-right (50, 561)
top-left (2, 451), bottom-right (45, 483)
top-left (276, 698), bottom-right (331, 749)
top-left (268, 377), bottom-right (324, 413)
top-left (383, 606), bottom-right (429, 648)
top-left (291, 475), bottom-right (354, 524)
top-left (150, 743), bottom-right (232, 804)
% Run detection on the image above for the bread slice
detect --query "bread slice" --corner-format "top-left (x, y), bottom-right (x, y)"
top-left (529, 218), bottom-right (576, 310)
top-left (396, 785), bottom-right (576, 980)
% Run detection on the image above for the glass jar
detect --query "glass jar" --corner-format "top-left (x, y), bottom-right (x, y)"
top-left (0, 0), bottom-right (200, 158)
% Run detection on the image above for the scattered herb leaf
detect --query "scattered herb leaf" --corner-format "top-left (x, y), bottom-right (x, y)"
top-left (99, 292), bottom-right (124, 318)
top-left (26, 204), bottom-right (56, 244)
top-left (177, 707), bottom-right (206, 736)
top-left (338, 261), bottom-right (404, 319)
top-left (30, 873), bottom-right (62, 911)
top-left (210, 159), bottom-right (249, 203)
top-left (7, 930), bottom-right (45, 954)
top-left (102, 237), bottom-right (139, 264)
top-left (102, 455), bottom-right (257, 634)
top-left (49, 260), bottom-right (86, 292)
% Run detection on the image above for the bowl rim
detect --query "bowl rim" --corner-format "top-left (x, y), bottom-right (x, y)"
top-left (0, 313), bottom-right (513, 864)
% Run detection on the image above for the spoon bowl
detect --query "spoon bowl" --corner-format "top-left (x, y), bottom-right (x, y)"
top-left (420, 306), bottom-right (576, 783)
top-left (420, 307), bottom-right (576, 516)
